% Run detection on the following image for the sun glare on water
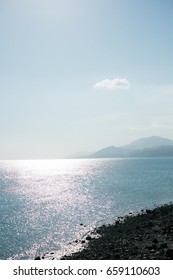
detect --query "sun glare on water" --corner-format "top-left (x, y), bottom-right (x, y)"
top-left (4, 159), bottom-right (93, 207)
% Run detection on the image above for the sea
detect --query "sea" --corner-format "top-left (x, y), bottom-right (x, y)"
top-left (0, 158), bottom-right (173, 260)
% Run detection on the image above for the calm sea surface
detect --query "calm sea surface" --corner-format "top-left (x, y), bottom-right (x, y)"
top-left (0, 158), bottom-right (173, 259)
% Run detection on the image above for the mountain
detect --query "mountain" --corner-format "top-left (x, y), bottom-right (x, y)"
top-left (123, 136), bottom-right (173, 150)
top-left (130, 145), bottom-right (173, 157)
top-left (90, 146), bottom-right (129, 158)
top-left (65, 136), bottom-right (173, 159)
top-left (87, 136), bottom-right (173, 158)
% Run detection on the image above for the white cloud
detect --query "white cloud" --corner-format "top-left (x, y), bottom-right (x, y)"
top-left (94, 78), bottom-right (130, 90)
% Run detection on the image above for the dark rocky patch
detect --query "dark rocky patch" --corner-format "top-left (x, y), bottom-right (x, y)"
top-left (86, 236), bottom-right (92, 241)
top-left (34, 256), bottom-right (41, 260)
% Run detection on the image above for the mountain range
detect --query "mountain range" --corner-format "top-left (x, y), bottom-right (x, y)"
top-left (67, 136), bottom-right (173, 158)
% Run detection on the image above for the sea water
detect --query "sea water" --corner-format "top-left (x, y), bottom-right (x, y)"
top-left (0, 158), bottom-right (173, 259)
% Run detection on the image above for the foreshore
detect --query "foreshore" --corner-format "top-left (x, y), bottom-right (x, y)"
top-left (37, 203), bottom-right (173, 260)
top-left (60, 203), bottom-right (173, 260)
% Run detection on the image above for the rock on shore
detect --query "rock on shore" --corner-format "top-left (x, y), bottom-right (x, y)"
top-left (61, 203), bottom-right (173, 260)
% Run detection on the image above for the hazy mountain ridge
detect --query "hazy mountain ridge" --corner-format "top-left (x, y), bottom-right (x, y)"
top-left (67, 136), bottom-right (173, 158)
top-left (129, 145), bottom-right (173, 157)
top-left (123, 136), bottom-right (173, 150)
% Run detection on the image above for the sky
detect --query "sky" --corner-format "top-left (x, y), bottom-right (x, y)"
top-left (0, 0), bottom-right (173, 159)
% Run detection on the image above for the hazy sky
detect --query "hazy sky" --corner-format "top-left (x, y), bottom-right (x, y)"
top-left (1, 0), bottom-right (173, 159)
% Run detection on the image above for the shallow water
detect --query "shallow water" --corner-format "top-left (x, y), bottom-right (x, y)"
top-left (0, 158), bottom-right (173, 259)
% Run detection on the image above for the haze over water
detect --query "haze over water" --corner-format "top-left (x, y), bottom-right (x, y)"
top-left (0, 158), bottom-right (173, 260)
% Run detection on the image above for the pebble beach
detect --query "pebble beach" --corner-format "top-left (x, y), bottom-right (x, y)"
top-left (65, 203), bottom-right (173, 260)
top-left (55, 203), bottom-right (173, 260)
top-left (36, 203), bottom-right (173, 260)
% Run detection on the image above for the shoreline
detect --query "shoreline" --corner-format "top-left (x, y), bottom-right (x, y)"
top-left (40, 203), bottom-right (173, 260)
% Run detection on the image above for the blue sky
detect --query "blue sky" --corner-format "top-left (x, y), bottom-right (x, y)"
top-left (0, 0), bottom-right (173, 159)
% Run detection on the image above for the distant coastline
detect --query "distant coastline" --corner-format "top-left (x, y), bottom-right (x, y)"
top-left (67, 136), bottom-right (173, 159)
